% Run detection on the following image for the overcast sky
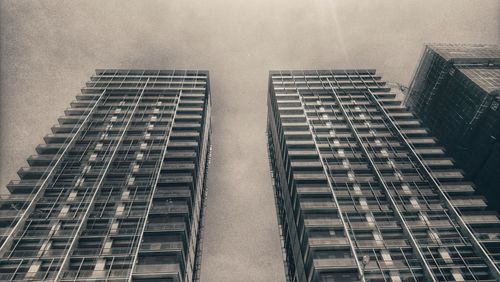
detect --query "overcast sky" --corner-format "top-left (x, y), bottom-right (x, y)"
top-left (1, 1), bottom-right (499, 281)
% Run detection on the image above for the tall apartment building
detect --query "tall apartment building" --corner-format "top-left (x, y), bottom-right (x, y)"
top-left (405, 44), bottom-right (500, 210)
top-left (267, 70), bottom-right (500, 281)
top-left (0, 69), bottom-right (211, 281)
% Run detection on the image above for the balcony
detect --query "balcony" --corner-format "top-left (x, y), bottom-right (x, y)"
top-left (146, 222), bottom-right (187, 233)
top-left (308, 237), bottom-right (349, 248)
top-left (6, 180), bottom-right (41, 193)
top-left (61, 269), bottom-right (130, 280)
top-left (140, 242), bottom-right (183, 253)
top-left (312, 257), bottom-right (358, 270)
top-left (133, 263), bottom-right (181, 281)
top-left (300, 201), bottom-right (336, 211)
top-left (0, 210), bottom-right (20, 219)
top-left (150, 204), bottom-right (189, 215)
top-left (304, 218), bottom-right (343, 228)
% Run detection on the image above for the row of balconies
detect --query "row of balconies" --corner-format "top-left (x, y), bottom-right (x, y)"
top-left (80, 85), bottom-right (206, 94)
top-left (44, 130), bottom-right (201, 142)
top-left (36, 140), bottom-right (200, 154)
top-left (51, 122), bottom-right (202, 135)
top-left (63, 107), bottom-right (203, 117)
top-left (70, 99), bottom-right (205, 109)
top-left (88, 77), bottom-right (207, 84)
top-left (58, 113), bottom-right (202, 125)
top-left (85, 81), bottom-right (205, 89)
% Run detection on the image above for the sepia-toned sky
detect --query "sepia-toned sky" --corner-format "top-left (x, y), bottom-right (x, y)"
top-left (1, 1), bottom-right (499, 281)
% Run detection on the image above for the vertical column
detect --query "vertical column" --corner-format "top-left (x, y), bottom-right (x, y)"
top-left (128, 90), bottom-right (182, 281)
top-left (322, 72), bottom-right (437, 282)
top-left (294, 74), bottom-right (365, 280)
top-left (53, 78), bottom-right (151, 280)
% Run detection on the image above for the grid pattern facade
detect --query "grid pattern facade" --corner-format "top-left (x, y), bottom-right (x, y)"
top-left (0, 69), bottom-right (211, 281)
top-left (267, 70), bottom-right (500, 282)
top-left (405, 44), bottom-right (500, 211)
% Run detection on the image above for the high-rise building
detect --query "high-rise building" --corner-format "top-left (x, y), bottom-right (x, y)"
top-left (405, 44), bottom-right (500, 211)
top-left (0, 69), bottom-right (211, 281)
top-left (267, 70), bottom-right (499, 281)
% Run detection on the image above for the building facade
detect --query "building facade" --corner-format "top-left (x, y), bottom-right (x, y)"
top-left (0, 69), bottom-right (211, 281)
top-left (405, 44), bottom-right (500, 211)
top-left (267, 70), bottom-right (499, 281)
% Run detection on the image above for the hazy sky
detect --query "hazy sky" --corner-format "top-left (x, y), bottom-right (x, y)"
top-left (1, 1), bottom-right (499, 281)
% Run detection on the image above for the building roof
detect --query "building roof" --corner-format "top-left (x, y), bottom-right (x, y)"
top-left (428, 43), bottom-right (500, 62)
top-left (458, 67), bottom-right (500, 94)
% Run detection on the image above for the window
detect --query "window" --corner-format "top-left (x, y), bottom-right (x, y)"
top-left (373, 231), bottom-right (383, 244)
top-left (347, 171), bottom-right (355, 181)
top-left (103, 240), bottom-right (113, 254)
top-left (59, 205), bottom-right (70, 218)
top-left (49, 223), bottom-right (60, 236)
top-left (381, 250), bottom-right (393, 265)
top-left (122, 190), bottom-right (130, 200)
top-left (380, 149), bottom-right (388, 157)
top-left (394, 172), bottom-right (403, 181)
top-left (110, 222), bottom-right (119, 234)
top-left (115, 205), bottom-right (125, 216)
top-left (390, 271), bottom-right (401, 282)
top-left (438, 248), bottom-right (453, 263)
top-left (353, 184), bottom-right (362, 195)
top-left (83, 165), bottom-right (91, 174)
top-left (127, 177), bottom-right (135, 186)
top-left (75, 177), bottom-right (84, 187)
top-left (410, 197), bottom-right (420, 209)
top-left (401, 184), bottom-right (411, 194)
top-left (428, 230), bottom-right (440, 244)
top-left (419, 213), bottom-right (429, 224)
top-left (359, 198), bottom-right (368, 210)
top-left (133, 164), bottom-right (140, 173)
top-left (68, 191), bottom-right (77, 202)
top-left (451, 269), bottom-right (465, 282)
top-left (338, 149), bottom-right (345, 157)
top-left (26, 261), bottom-right (41, 278)
top-left (366, 213), bottom-right (375, 225)
top-left (95, 259), bottom-right (106, 271)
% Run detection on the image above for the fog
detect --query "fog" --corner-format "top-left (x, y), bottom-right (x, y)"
top-left (1, 1), bottom-right (499, 281)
